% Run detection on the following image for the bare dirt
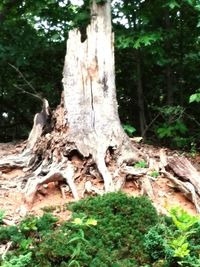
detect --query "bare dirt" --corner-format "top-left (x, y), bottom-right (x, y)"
top-left (0, 141), bottom-right (198, 223)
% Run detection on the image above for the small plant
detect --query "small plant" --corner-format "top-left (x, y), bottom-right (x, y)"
top-left (156, 120), bottom-right (188, 139)
top-left (189, 89), bottom-right (200, 103)
top-left (134, 160), bottom-right (148, 168)
top-left (1, 252), bottom-right (32, 267)
top-left (144, 206), bottom-right (200, 266)
top-left (149, 170), bottom-right (159, 178)
top-left (0, 210), bottom-right (5, 224)
top-left (19, 216), bottom-right (38, 232)
top-left (0, 193), bottom-right (158, 267)
top-left (41, 205), bottom-right (57, 213)
top-left (123, 124), bottom-right (136, 136)
top-left (153, 105), bottom-right (192, 149)
top-left (169, 206), bottom-right (199, 232)
top-left (72, 217), bottom-right (97, 226)
top-left (0, 193), bottom-right (159, 266)
top-left (190, 142), bottom-right (197, 157)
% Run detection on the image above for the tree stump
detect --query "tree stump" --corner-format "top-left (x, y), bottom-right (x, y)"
top-left (61, 0), bottom-right (141, 192)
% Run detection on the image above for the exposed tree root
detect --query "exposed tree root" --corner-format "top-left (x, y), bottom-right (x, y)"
top-left (23, 160), bottom-right (79, 206)
top-left (1, 107), bottom-right (200, 216)
top-left (1, 241), bottom-right (12, 260)
top-left (160, 149), bottom-right (200, 212)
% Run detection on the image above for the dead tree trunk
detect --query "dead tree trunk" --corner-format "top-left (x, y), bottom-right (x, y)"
top-left (62, 0), bottom-right (141, 192)
top-left (0, 0), bottom-right (142, 209)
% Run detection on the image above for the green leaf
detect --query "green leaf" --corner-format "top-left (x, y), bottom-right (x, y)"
top-left (85, 218), bottom-right (97, 226)
top-left (72, 218), bottom-right (83, 225)
top-left (0, 210), bottom-right (5, 224)
top-left (189, 91), bottom-right (200, 103)
top-left (123, 124), bottom-right (136, 136)
top-left (169, 206), bottom-right (200, 232)
top-left (173, 241), bottom-right (190, 258)
top-left (71, 243), bottom-right (81, 258)
top-left (164, 0), bottom-right (180, 9)
top-left (157, 126), bottom-right (173, 138)
top-left (134, 33), bottom-right (162, 49)
top-left (1, 252), bottom-right (32, 267)
top-left (134, 161), bottom-right (148, 168)
top-left (68, 260), bottom-right (80, 267)
top-left (174, 121), bottom-right (188, 134)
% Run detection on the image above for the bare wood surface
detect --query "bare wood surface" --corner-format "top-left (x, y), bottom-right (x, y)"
top-left (159, 149), bottom-right (200, 212)
top-left (168, 157), bottom-right (200, 195)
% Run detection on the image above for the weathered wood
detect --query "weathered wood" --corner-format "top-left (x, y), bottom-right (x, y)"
top-left (23, 160), bottom-right (79, 206)
top-left (140, 176), bottom-right (155, 200)
top-left (168, 157), bottom-right (200, 196)
top-left (121, 166), bottom-right (148, 177)
top-left (160, 149), bottom-right (200, 212)
top-left (26, 98), bottom-right (51, 150)
top-left (162, 170), bottom-right (200, 212)
top-left (62, 0), bottom-right (141, 191)
top-left (0, 99), bottom-right (50, 170)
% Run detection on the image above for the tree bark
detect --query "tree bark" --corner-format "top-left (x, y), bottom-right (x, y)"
top-left (165, 10), bottom-right (174, 105)
top-left (136, 49), bottom-right (146, 139)
top-left (62, 0), bottom-right (141, 192)
top-left (0, 0), bottom-right (142, 208)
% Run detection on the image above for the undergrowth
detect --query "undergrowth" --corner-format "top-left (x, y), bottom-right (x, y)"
top-left (0, 192), bottom-right (199, 267)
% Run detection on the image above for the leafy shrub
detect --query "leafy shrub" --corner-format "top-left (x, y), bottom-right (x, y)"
top-left (68, 192), bottom-right (158, 265)
top-left (153, 105), bottom-right (192, 149)
top-left (1, 253), bottom-right (32, 267)
top-left (149, 170), bottom-right (159, 178)
top-left (0, 193), bottom-right (159, 267)
top-left (144, 207), bottom-right (200, 267)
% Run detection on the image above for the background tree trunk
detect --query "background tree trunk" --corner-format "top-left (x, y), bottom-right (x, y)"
top-left (136, 49), bottom-right (146, 139)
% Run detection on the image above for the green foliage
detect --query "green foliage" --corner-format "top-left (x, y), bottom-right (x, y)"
top-left (0, 210), bottom-right (5, 224)
top-left (134, 160), bottom-right (148, 168)
top-left (2, 196), bottom-right (199, 267)
top-left (170, 235), bottom-right (190, 258)
top-left (1, 252), bottom-right (32, 267)
top-left (154, 105), bottom-right (191, 148)
top-left (169, 206), bottom-right (199, 232)
top-left (164, 0), bottom-right (180, 9)
top-left (134, 33), bottom-right (162, 49)
top-left (123, 124), bottom-right (136, 136)
top-left (156, 120), bottom-right (188, 138)
top-left (189, 89), bottom-right (200, 103)
top-left (68, 192), bottom-right (158, 266)
top-left (144, 206), bottom-right (200, 266)
top-left (149, 170), bottom-right (159, 178)
top-left (95, 0), bottom-right (107, 5)
top-left (114, 0), bottom-right (200, 150)
top-left (0, 193), bottom-right (159, 266)
top-left (19, 216), bottom-right (38, 232)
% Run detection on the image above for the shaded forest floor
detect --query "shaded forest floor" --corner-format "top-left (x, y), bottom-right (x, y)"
top-left (0, 140), bottom-right (199, 223)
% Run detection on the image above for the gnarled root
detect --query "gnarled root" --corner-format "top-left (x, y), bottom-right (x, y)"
top-left (23, 160), bottom-right (79, 206)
